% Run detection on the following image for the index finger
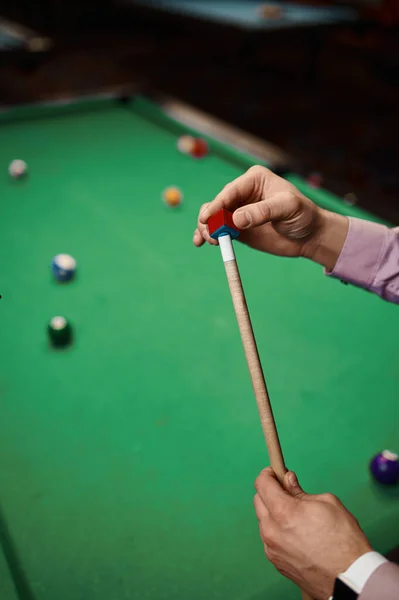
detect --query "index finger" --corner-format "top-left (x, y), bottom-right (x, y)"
top-left (199, 166), bottom-right (268, 224)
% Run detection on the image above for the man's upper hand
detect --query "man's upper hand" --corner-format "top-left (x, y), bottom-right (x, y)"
top-left (193, 166), bottom-right (348, 272)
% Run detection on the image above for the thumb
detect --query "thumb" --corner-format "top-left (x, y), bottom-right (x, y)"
top-left (233, 191), bottom-right (299, 229)
top-left (284, 471), bottom-right (307, 500)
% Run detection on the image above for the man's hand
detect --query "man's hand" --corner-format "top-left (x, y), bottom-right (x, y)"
top-left (193, 166), bottom-right (348, 272)
top-left (254, 467), bottom-right (372, 600)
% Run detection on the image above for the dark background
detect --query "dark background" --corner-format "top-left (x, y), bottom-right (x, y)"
top-left (1, 0), bottom-right (398, 221)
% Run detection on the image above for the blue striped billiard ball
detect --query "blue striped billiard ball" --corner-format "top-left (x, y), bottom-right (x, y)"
top-left (51, 254), bottom-right (76, 282)
top-left (370, 450), bottom-right (399, 485)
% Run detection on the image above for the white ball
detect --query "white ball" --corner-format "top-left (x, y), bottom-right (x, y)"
top-left (9, 159), bottom-right (27, 179)
top-left (177, 135), bottom-right (195, 155)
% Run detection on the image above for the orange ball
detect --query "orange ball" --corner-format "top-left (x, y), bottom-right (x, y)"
top-left (163, 186), bottom-right (182, 207)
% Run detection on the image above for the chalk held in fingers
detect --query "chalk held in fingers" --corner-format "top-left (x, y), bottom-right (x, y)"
top-left (208, 209), bottom-right (240, 240)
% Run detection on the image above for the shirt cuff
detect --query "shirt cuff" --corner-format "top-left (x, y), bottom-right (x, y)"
top-left (327, 217), bottom-right (388, 288)
top-left (329, 552), bottom-right (388, 598)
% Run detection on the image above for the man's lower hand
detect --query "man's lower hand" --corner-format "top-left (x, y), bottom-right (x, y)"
top-left (254, 467), bottom-right (372, 600)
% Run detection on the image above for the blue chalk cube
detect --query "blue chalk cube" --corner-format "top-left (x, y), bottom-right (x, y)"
top-left (210, 225), bottom-right (240, 240)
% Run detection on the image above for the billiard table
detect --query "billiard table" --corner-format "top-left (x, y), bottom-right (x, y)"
top-left (129, 0), bottom-right (357, 31)
top-left (126, 0), bottom-right (359, 87)
top-left (0, 17), bottom-right (51, 55)
top-left (0, 92), bottom-right (398, 600)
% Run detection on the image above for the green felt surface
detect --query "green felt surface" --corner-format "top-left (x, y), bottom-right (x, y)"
top-left (0, 505), bottom-right (35, 600)
top-left (0, 96), bottom-right (398, 600)
top-left (0, 545), bottom-right (18, 600)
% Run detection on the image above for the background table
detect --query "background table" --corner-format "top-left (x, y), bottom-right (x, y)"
top-left (127, 0), bottom-right (360, 91)
top-left (0, 93), bottom-right (398, 600)
top-left (0, 17), bottom-right (51, 53)
top-left (0, 24), bottom-right (23, 51)
top-left (129, 0), bottom-right (357, 30)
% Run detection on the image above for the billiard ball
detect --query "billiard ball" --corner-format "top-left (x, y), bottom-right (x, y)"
top-left (51, 254), bottom-right (77, 283)
top-left (8, 159), bottom-right (28, 179)
top-left (163, 186), bottom-right (182, 207)
top-left (258, 4), bottom-right (283, 19)
top-left (306, 172), bottom-right (323, 189)
top-left (47, 316), bottom-right (73, 348)
top-left (370, 450), bottom-right (399, 485)
top-left (191, 138), bottom-right (209, 159)
top-left (344, 192), bottom-right (358, 206)
top-left (177, 135), bottom-right (195, 155)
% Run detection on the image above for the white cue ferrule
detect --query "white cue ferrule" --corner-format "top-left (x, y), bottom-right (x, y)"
top-left (218, 234), bottom-right (235, 262)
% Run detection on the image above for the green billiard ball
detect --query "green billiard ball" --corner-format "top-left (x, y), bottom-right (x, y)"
top-left (48, 316), bottom-right (73, 348)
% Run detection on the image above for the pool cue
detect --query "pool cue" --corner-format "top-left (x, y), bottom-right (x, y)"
top-left (218, 234), bottom-right (285, 477)
top-left (217, 234), bottom-right (313, 600)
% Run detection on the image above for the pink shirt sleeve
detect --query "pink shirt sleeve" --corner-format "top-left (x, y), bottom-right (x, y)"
top-left (328, 217), bottom-right (399, 304)
top-left (359, 562), bottom-right (399, 600)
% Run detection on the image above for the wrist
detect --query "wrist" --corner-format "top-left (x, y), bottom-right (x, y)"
top-left (303, 209), bottom-right (349, 271)
top-left (330, 551), bottom-right (387, 600)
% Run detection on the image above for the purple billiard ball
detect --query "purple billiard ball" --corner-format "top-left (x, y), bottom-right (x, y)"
top-left (370, 450), bottom-right (399, 485)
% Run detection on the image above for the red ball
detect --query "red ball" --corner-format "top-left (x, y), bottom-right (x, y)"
top-left (191, 138), bottom-right (209, 159)
top-left (306, 172), bottom-right (323, 189)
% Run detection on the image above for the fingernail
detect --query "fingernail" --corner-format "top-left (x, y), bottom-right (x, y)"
top-left (288, 472), bottom-right (298, 488)
top-left (234, 209), bottom-right (251, 229)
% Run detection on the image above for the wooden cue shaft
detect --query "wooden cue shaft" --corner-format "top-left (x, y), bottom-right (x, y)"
top-left (219, 237), bottom-right (313, 600)
top-left (223, 256), bottom-right (286, 481)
